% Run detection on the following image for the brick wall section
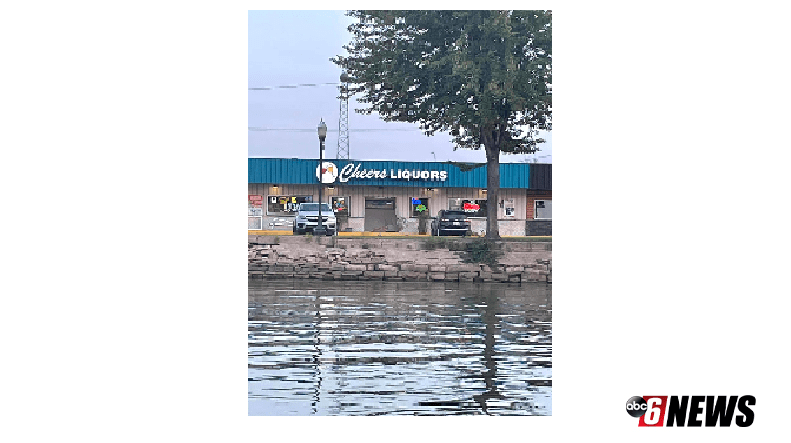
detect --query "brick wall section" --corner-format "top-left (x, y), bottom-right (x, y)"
top-left (525, 190), bottom-right (552, 236)
top-left (525, 190), bottom-right (552, 220)
top-left (526, 220), bottom-right (552, 236)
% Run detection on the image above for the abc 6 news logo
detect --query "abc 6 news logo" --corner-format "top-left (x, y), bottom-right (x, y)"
top-left (625, 395), bottom-right (755, 427)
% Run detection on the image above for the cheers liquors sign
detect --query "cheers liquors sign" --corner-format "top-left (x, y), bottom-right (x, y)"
top-left (317, 162), bottom-right (448, 184)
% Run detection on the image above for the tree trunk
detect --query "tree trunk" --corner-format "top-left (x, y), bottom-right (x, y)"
top-left (485, 142), bottom-right (500, 239)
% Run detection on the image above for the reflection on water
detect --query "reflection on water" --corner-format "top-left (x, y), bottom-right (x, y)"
top-left (248, 280), bottom-right (552, 416)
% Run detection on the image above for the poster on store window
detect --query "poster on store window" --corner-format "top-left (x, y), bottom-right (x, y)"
top-left (504, 199), bottom-right (515, 217)
top-left (267, 195), bottom-right (313, 215)
top-left (411, 197), bottom-right (428, 217)
top-left (248, 195), bottom-right (263, 216)
top-left (331, 196), bottom-right (349, 216)
top-left (248, 195), bottom-right (263, 230)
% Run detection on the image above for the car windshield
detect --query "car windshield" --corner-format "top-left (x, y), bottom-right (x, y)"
top-left (444, 211), bottom-right (466, 217)
top-left (300, 203), bottom-right (331, 212)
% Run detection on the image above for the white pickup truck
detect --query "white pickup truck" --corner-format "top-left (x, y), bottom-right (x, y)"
top-left (292, 203), bottom-right (336, 236)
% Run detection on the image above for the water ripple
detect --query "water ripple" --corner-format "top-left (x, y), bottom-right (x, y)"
top-left (249, 280), bottom-right (551, 416)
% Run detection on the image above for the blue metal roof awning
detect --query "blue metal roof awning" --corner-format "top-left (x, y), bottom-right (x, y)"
top-left (249, 158), bottom-right (547, 189)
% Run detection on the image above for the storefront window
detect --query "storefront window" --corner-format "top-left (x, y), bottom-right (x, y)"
top-left (534, 200), bottom-right (552, 219)
top-left (267, 195), bottom-right (313, 215)
top-left (248, 217), bottom-right (262, 230)
top-left (411, 197), bottom-right (429, 217)
top-left (331, 196), bottom-right (350, 216)
top-left (248, 195), bottom-right (263, 230)
top-left (449, 198), bottom-right (487, 218)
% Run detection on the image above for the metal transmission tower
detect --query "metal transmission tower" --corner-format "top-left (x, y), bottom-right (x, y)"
top-left (336, 72), bottom-right (350, 160)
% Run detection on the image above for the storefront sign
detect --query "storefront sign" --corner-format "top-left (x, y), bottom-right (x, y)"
top-left (463, 202), bottom-right (480, 212)
top-left (316, 162), bottom-right (339, 184)
top-left (317, 162), bottom-right (449, 183)
top-left (450, 198), bottom-right (488, 218)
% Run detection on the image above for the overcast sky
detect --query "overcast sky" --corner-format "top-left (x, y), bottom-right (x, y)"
top-left (248, 10), bottom-right (552, 163)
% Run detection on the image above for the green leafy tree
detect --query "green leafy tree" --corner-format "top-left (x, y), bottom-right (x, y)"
top-left (333, 10), bottom-right (551, 238)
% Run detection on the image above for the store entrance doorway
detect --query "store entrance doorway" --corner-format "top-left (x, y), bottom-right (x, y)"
top-left (364, 198), bottom-right (398, 232)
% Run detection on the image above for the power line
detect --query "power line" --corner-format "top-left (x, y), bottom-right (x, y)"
top-left (248, 127), bottom-right (418, 132)
top-left (248, 82), bottom-right (340, 91)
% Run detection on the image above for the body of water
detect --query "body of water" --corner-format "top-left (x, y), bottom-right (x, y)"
top-left (248, 280), bottom-right (552, 415)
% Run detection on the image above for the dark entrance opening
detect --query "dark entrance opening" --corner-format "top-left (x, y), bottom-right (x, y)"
top-left (364, 198), bottom-right (398, 232)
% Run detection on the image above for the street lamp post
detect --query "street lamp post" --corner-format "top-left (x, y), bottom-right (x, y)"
top-left (314, 120), bottom-right (328, 237)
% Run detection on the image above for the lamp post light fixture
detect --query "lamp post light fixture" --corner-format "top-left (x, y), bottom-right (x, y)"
top-left (314, 119), bottom-right (328, 237)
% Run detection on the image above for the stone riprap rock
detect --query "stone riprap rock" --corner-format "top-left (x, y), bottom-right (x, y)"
top-left (248, 236), bottom-right (551, 284)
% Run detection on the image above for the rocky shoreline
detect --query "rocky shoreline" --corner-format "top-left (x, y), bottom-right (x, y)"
top-left (248, 235), bottom-right (551, 283)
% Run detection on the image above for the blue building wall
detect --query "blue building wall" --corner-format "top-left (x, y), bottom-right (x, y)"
top-left (249, 158), bottom-right (534, 189)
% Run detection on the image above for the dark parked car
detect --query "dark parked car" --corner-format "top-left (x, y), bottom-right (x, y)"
top-left (431, 210), bottom-right (471, 236)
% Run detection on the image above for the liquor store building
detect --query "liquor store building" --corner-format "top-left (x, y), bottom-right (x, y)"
top-left (248, 158), bottom-right (552, 236)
